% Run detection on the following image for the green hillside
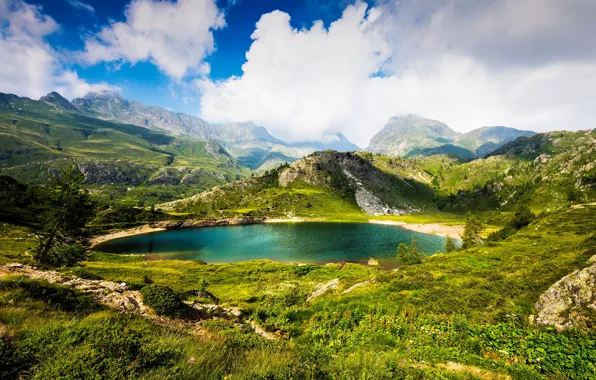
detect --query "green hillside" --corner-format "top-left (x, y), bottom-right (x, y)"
top-left (429, 130), bottom-right (596, 211)
top-left (159, 151), bottom-right (437, 218)
top-left (0, 92), bottom-right (250, 204)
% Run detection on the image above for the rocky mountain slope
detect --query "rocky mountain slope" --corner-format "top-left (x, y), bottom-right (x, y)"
top-left (367, 114), bottom-right (534, 159)
top-left (72, 91), bottom-right (360, 170)
top-left (159, 151), bottom-right (436, 217)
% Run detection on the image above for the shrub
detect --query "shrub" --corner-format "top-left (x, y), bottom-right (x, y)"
top-left (142, 275), bottom-right (153, 284)
top-left (488, 206), bottom-right (535, 241)
top-left (72, 267), bottom-right (102, 280)
top-left (140, 284), bottom-right (186, 317)
top-left (396, 238), bottom-right (423, 265)
top-left (487, 225), bottom-right (516, 242)
top-left (509, 205), bottom-right (534, 230)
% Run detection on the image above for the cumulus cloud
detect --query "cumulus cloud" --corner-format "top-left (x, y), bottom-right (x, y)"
top-left (198, 0), bottom-right (596, 146)
top-left (66, 0), bottom-right (95, 14)
top-left (80, 0), bottom-right (225, 79)
top-left (0, 0), bottom-right (117, 99)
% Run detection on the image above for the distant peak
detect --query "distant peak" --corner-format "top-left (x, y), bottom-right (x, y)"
top-left (83, 90), bottom-right (125, 101)
top-left (39, 91), bottom-right (66, 101)
top-left (39, 91), bottom-right (78, 111)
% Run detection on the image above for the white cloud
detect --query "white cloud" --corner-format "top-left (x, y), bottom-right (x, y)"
top-left (198, 0), bottom-right (596, 146)
top-left (0, 0), bottom-right (118, 99)
top-left (66, 0), bottom-right (95, 14)
top-left (81, 0), bottom-right (225, 79)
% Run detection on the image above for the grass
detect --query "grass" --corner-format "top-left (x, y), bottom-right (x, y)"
top-left (1, 206), bottom-right (596, 378)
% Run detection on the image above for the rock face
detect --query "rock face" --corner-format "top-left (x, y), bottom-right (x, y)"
top-left (534, 259), bottom-right (596, 330)
top-left (77, 161), bottom-right (155, 185)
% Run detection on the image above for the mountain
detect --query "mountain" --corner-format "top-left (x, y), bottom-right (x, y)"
top-left (0, 91), bottom-right (249, 204)
top-left (72, 91), bottom-right (360, 170)
top-left (366, 114), bottom-right (535, 159)
top-left (160, 129), bottom-right (596, 219)
top-left (366, 114), bottom-right (458, 157)
top-left (428, 129), bottom-right (596, 211)
top-left (39, 92), bottom-right (79, 112)
top-left (159, 150), bottom-right (436, 217)
top-left (456, 126), bottom-right (536, 157)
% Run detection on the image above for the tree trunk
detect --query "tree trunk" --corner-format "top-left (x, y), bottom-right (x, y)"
top-left (39, 225), bottom-right (58, 261)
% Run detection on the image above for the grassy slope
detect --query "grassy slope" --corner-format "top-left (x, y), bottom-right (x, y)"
top-left (427, 130), bottom-right (596, 212)
top-left (2, 206), bottom-right (595, 378)
top-left (0, 100), bottom-right (250, 204)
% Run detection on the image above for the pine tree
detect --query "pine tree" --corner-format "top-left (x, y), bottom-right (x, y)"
top-left (462, 213), bottom-right (483, 249)
top-left (33, 166), bottom-right (94, 265)
top-left (444, 235), bottom-right (457, 252)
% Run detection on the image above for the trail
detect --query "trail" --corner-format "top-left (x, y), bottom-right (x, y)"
top-left (0, 263), bottom-right (278, 339)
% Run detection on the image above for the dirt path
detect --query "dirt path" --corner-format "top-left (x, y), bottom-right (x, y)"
top-left (0, 263), bottom-right (277, 339)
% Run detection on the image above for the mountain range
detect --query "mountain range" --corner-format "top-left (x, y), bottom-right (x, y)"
top-left (366, 114), bottom-right (535, 159)
top-left (71, 91), bottom-right (360, 170)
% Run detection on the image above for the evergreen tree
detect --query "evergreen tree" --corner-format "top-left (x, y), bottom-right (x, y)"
top-left (33, 166), bottom-right (94, 266)
top-left (462, 213), bottom-right (483, 249)
top-left (444, 235), bottom-right (457, 252)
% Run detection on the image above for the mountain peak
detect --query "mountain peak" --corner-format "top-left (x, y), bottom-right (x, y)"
top-left (39, 91), bottom-right (78, 111)
top-left (83, 91), bottom-right (125, 102)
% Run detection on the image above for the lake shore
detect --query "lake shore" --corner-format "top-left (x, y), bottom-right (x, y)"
top-left (368, 219), bottom-right (463, 239)
top-left (90, 217), bottom-right (266, 247)
top-left (91, 216), bottom-right (462, 248)
top-left (90, 225), bottom-right (167, 247)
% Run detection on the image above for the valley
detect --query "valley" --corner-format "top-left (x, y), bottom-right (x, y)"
top-left (0, 89), bottom-right (595, 380)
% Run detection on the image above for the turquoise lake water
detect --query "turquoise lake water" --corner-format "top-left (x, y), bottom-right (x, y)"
top-left (94, 222), bottom-right (448, 264)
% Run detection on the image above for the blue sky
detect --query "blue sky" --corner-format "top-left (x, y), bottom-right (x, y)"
top-left (30, 0), bottom-right (364, 115)
top-left (0, 0), bottom-right (594, 145)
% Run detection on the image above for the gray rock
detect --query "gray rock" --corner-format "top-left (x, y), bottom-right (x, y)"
top-left (535, 259), bottom-right (596, 330)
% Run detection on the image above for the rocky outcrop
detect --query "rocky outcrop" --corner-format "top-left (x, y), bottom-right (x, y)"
top-left (307, 279), bottom-right (339, 302)
top-left (534, 258), bottom-right (596, 330)
top-left (77, 161), bottom-right (154, 185)
top-left (279, 151), bottom-right (422, 215)
top-left (148, 167), bottom-right (227, 185)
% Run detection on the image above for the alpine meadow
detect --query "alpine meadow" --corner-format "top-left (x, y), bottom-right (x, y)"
top-left (1, 0), bottom-right (595, 379)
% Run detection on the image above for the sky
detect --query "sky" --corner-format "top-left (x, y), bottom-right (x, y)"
top-left (0, 0), bottom-right (595, 146)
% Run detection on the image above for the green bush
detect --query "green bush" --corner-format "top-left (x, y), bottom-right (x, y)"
top-left (444, 235), bottom-right (457, 252)
top-left (72, 267), bottom-right (102, 280)
top-left (510, 205), bottom-right (534, 230)
top-left (396, 238), bottom-right (423, 265)
top-left (140, 284), bottom-right (186, 317)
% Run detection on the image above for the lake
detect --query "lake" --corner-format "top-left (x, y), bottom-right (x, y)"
top-left (94, 222), bottom-right (448, 264)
